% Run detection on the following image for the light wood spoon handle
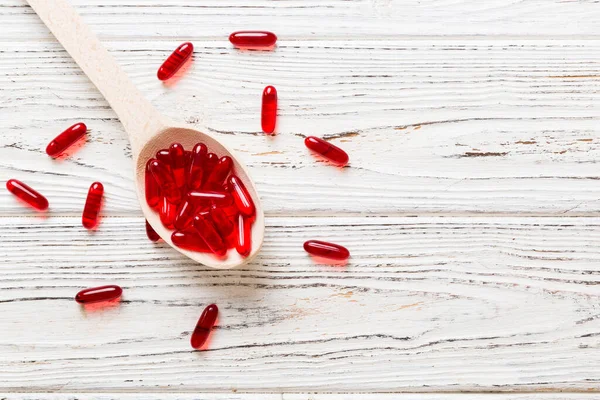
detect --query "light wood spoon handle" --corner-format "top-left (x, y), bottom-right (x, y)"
top-left (26, 0), bottom-right (168, 154)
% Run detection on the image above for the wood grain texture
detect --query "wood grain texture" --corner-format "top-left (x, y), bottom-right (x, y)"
top-left (3, 0), bottom-right (600, 39)
top-left (2, 395), bottom-right (600, 400)
top-left (2, 0), bottom-right (600, 396)
top-left (1, 216), bottom-right (599, 392)
top-left (2, 40), bottom-right (600, 215)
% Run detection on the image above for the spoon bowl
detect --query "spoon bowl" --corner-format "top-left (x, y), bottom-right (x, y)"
top-left (138, 126), bottom-right (264, 269)
top-left (27, 0), bottom-right (264, 269)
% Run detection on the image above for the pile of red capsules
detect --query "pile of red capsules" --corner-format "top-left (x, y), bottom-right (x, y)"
top-left (145, 142), bottom-right (255, 258)
top-left (5, 30), bottom-right (351, 351)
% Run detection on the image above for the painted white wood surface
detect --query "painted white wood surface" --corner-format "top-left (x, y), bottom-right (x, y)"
top-left (2, 395), bottom-right (600, 400)
top-left (1, 0), bottom-right (600, 397)
top-left (1, 216), bottom-right (599, 392)
top-left (3, 39), bottom-right (600, 215)
top-left (3, 0), bottom-right (600, 39)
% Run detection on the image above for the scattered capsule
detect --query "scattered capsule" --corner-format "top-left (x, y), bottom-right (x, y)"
top-left (75, 285), bottom-right (122, 304)
top-left (171, 230), bottom-right (211, 252)
top-left (149, 159), bottom-right (181, 203)
top-left (236, 214), bottom-right (253, 257)
top-left (160, 196), bottom-right (177, 229)
top-left (304, 136), bottom-right (349, 166)
top-left (45, 122), bottom-right (87, 157)
top-left (229, 31), bottom-right (277, 49)
top-left (145, 160), bottom-right (160, 209)
top-left (169, 143), bottom-right (186, 191)
top-left (157, 42), bottom-right (194, 81)
top-left (261, 86), bottom-right (277, 134)
top-left (82, 182), bottom-right (104, 229)
top-left (193, 214), bottom-right (227, 256)
top-left (210, 204), bottom-right (235, 239)
top-left (6, 179), bottom-right (49, 211)
top-left (188, 190), bottom-right (232, 206)
top-left (227, 175), bottom-right (255, 217)
top-left (191, 304), bottom-right (219, 349)
top-left (205, 156), bottom-right (233, 187)
top-left (304, 240), bottom-right (350, 260)
top-left (187, 143), bottom-right (207, 190)
top-left (146, 220), bottom-right (160, 242)
top-left (174, 195), bottom-right (199, 230)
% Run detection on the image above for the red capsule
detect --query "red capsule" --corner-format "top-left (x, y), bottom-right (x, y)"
top-left (160, 196), bottom-right (177, 229)
top-left (169, 143), bottom-right (186, 191)
top-left (229, 31), bottom-right (277, 49)
top-left (6, 179), bottom-right (49, 211)
top-left (75, 285), bottom-right (122, 304)
top-left (203, 153), bottom-right (219, 183)
top-left (146, 220), bottom-right (160, 242)
top-left (191, 304), bottom-right (218, 349)
top-left (193, 214), bottom-right (227, 256)
top-left (157, 42), bottom-right (194, 81)
top-left (46, 122), bottom-right (87, 157)
top-left (205, 156), bottom-right (233, 187)
top-left (210, 204), bottom-right (235, 238)
top-left (174, 195), bottom-right (199, 230)
top-left (227, 175), bottom-right (255, 217)
top-left (187, 143), bottom-right (207, 190)
top-left (303, 240), bottom-right (349, 260)
top-left (188, 190), bottom-right (232, 206)
top-left (261, 86), bottom-right (277, 134)
top-left (236, 214), bottom-right (253, 257)
top-left (149, 159), bottom-right (181, 204)
top-left (304, 136), bottom-right (349, 166)
top-left (82, 182), bottom-right (104, 229)
top-left (145, 160), bottom-right (160, 208)
top-left (156, 149), bottom-right (171, 165)
top-left (171, 230), bottom-right (211, 252)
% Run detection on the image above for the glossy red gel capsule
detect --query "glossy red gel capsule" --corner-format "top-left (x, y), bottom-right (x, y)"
top-left (227, 175), bottom-right (255, 217)
top-left (82, 182), bottom-right (104, 229)
top-left (145, 160), bottom-right (160, 208)
top-left (156, 149), bottom-right (171, 165)
top-left (149, 159), bottom-right (181, 203)
top-left (188, 190), bottom-right (232, 206)
top-left (205, 156), bottom-right (233, 187)
top-left (174, 195), bottom-right (198, 230)
top-left (146, 220), bottom-right (160, 242)
top-left (171, 230), bottom-right (211, 252)
top-left (304, 136), bottom-right (349, 166)
top-left (169, 143), bottom-right (186, 189)
top-left (6, 179), bottom-right (49, 211)
top-left (193, 214), bottom-right (227, 256)
top-left (187, 143), bottom-right (207, 189)
top-left (303, 240), bottom-right (350, 260)
top-left (191, 303), bottom-right (219, 349)
top-left (261, 86), bottom-right (277, 134)
top-left (210, 204), bottom-right (235, 238)
top-left (229, 31), bottom-right (277, 49)
top-left (203, 153), bottom-right (218, 182)
top-left (75, 285), bottom-right (122, 304)
top-left (157, 42), bottom-right (193, 81)
top-left (160, 196), bottom-right (177, 229)
top-left (236, 214), bottom-right (253, 257)
top-left (46, 122), bottom-right (87, 157)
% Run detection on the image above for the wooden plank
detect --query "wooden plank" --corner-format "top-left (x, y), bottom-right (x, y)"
top-left (3, 0), bottom-right (600, 40)
top-left (2, 40), bottom-right (600, 216)
top-left (1, 216), bottom-right (599, 392)
top-left (1, 394), bottom-right (599, 400)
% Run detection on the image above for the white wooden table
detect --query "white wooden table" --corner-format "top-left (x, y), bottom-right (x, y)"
top-left (1, 1), bottom-right (599, 399)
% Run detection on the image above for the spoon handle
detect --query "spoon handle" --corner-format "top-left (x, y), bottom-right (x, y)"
top-left (26, 0), bottom-right (168, 154)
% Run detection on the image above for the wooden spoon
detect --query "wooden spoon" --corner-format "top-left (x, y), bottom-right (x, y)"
top-left (26, 0), bottom-right (264, 269)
